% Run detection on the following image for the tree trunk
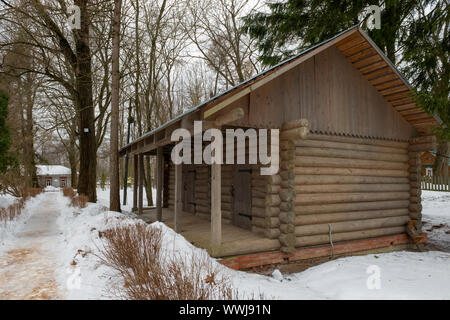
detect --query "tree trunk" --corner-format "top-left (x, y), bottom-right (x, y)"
top-left (109, 0), bottom-right (122, 212)
top-left (75, 0), bottom-right (97, 202)
top-left (434, 141), bottom-right (449, 178)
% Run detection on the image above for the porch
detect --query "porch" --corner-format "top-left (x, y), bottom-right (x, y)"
top-left (138, 207), bottom-right (280, 258)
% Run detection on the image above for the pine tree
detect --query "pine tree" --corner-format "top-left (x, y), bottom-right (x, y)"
top-left (243, 0), bottom-right (419, 66)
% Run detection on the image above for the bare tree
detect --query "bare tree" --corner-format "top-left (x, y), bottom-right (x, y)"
top-left (110, 0), bottom-right (122, 212)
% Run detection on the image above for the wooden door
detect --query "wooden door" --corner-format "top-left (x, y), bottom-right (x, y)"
top-left (183, 166), bottom-right (196, 213)
top-left (232, 166), bottom-right (252, 230)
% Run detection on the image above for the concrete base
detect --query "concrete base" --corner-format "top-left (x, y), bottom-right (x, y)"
top-left (219, 233), bottom-right (427, 270)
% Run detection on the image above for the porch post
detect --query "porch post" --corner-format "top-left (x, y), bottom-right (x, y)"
top-left (132, 154), bottom-right (138, 212)
top-left (138, 153), bottom-right (144, 215)
top-left (174, 163), bottom-right (182, 232)
top-left (211, 162), bottom-right (222, 246)
top-left (156, 147), bottom-right (163, 221)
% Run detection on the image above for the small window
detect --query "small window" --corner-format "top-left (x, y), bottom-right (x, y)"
top-left (46, 178), bottom-right (52, 186)
top-left (61, 179), bottom-right (66, 187)
top-left (426, 168), bottom-right (433, 177)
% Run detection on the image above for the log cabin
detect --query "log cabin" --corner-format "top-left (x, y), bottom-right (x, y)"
top-left (120, 26), bottom-right (441, 270)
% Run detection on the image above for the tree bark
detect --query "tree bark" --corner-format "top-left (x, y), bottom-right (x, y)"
top-left (109, 0), bottom-right (122, 212)
top-left (75, 0), bottom-right (97, 202)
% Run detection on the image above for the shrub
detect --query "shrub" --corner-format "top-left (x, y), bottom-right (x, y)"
top-left (0, 198), bottom-right (25, 224)
top-left (24, 188), bottom-right (43, 199)
top-left (62, 187), bottom-right (88, 208)
top-left (62, 187), bottom-right (76, 199)
top-left (97, 224), bottom-right (236, 300)
top-left (71, 194), bottom-right (88, 209)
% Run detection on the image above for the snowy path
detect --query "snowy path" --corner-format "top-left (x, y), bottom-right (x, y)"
top-left (0, 193), bottom-right (64, 300)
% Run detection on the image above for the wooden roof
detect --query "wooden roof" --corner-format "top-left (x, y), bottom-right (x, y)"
top-left (120, 26), bottom-right (440, 156)
top-left (334, 31), bottom-right (440, 134)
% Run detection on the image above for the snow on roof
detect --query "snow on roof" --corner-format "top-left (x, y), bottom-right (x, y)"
top-left (36, 165), bottom-right (71, 176)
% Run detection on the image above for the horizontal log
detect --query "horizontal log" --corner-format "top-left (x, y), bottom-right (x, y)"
top-left (266, 217), bottom-right (280, 229)
top-left (295, 227), bottom-right (406, 247)
top-left (252, 179), bottom-right (268, 188)
top-left (409, 143), bottom-right (437, 152)
top-left (409, 135), bottom-right (436, 145)
top-left (294, 192), bottom-right (410, 205)
top-left (295, 200), bottom-right (410, 215)
top-left (280, 140), bottom-right (295, 151)
top-left (295, 209), bottom-right (410, 226)
top-left (295, 184), bottom-right (410, 194)
top-left (214, 239), bottom-right (281, 257)
top-left (252, 217), bottom-right (266, 229)
top-left (280, 202), bottom-right (293, 212)
top-left (280, 170), bottom-right (294, 181)
top-left (294, 175), bottom-right (409, 185)
top-left (282, 119), bottom-right (309, 131)
top-left (294, 167), bottom-right (408, 178)
top-left (252, 226), bottom-right (266, 237)
top-left (266, 194), bottom-right (281, 207)
top-left (268, 175), bottom-right (282, 185)
top-left (252, 198), bottom-right (266, 208)
top-left (293, 139), bottom-right (407, 155)
top-left (295, 147), bottom-right (409, 162)
top-left (280, 211), bottom-right (296, 224)
top-left (295, 156), bottom-right (408, 170)
top-left (294, 216), bottom-right (410, 236)
top-left (281, 127), bottom-right (309, 141)
top-left (280, 224), bottom-right (295, 234)
top-left (267, 184), bottom-right (281, 194)
top-left (253, 190), bottom-right (266, 199)
top-left (280, 189), bottom-right (295, 201)
top-left (265, 228), bottom-right (281, 239)
top-left (308, 134), bottom-right (409, 149)
top-left (251, 206), bottom-right (280, 218)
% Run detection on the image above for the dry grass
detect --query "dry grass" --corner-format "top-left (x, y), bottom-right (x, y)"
top-left (97, 224), bottom-right (237, 300)
top-left (62, 187), bottom-right (88, 209)
top-left (62, 187), bottom-right (76, 199)
top-left (71, 195), bottom-right (88, 208)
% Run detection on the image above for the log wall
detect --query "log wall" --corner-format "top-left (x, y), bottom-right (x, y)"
top-left (290, 131), bottom-right (411, 249)
top-left (408, 135), bottom-right (437, 232)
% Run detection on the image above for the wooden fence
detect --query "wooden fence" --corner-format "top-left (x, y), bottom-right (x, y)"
top-left (421, 176), bottom-right (450, 192)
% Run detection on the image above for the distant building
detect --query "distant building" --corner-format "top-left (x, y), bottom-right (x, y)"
top-left (36, 165), bottom-right (71, 188)
top-left (421, 151), bottom-right (450, 177)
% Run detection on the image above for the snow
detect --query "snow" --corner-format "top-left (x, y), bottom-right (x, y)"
top-left (0, 193), bottom-right (17, 209)
top-left (97, 187), bottom-right (156, 213)
top-left (422, 191), bottom-right (450, 251)
top-left (1, 189), bottom-right (449, 300)
top-left (0, 193), bottom-right (45, 244)
top-left (36, 165), bottom-right (71, 176)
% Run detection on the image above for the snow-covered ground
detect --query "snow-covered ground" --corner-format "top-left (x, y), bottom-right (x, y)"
top-left (0, 193), bottom-right (40, 243)
top-left (422, 191), bottom-right (450, 251)
top-left (0, 189), bottom-right (449, 300)
top-left (97, 187), bottom-right (156, 213)
top-left (0, 193), bottom-right (17, 209)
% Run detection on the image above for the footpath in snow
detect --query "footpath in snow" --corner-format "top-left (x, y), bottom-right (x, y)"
top-left (0, 192), bottom-right (64, 299)
top-left (0, 190), bottom-right (449, 300)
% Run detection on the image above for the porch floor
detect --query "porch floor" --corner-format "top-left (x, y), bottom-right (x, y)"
top-left (139, 208), bottom-right (280, 258)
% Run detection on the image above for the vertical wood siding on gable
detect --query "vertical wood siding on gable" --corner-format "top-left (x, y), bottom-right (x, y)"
top-left (248, 46), bottom-right (416, 140)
